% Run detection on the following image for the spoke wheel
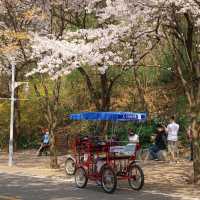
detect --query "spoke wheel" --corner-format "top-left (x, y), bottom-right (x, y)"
top-left (65, 158), bottom-right (76, 175)
top-left (128, 164), bottom-right (144, 190)
top-left (75, 167), bottom-right (88, 188)
top-left (101, 166), bottom-right (117, 193)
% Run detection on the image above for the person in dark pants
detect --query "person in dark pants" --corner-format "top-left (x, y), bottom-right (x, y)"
top-left (149, 124), bottom-right (167, 160)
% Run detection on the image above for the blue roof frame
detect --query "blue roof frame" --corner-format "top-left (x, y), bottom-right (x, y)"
top-left (69, 112), bottom-right (147, 122)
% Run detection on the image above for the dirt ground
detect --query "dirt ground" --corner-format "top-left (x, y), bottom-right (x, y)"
top-left (0, 150), bottom-right (199, 200)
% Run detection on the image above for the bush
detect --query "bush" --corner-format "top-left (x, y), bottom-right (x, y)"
top-left (0, 131), bottom-right (9, 150)
top-left (17, 128), bottom-right (41, 149)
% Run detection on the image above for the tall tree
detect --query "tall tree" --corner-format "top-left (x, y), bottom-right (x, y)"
top-left (150, 0), bottom-right (200, 183)
top-left (28, 0), bottom-right (159, 109)
top-left (0, 0), bottom-right (63, 167)
top-left (27, 0), bottom-right (160, 137)
top-left (0, 0), bottom-right (41, 148)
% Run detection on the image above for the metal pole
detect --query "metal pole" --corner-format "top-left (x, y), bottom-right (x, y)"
top-left (8, 64), bottom-right (15, 167)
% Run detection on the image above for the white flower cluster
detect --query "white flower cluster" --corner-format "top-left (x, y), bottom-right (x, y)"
top-left (152, 0), bottom-right (200, 27)
top-left (28, 0), bottom-right (158, 79)
top-left (30, 0), bottom-right (200, 79)
top-left (28, 23), bottom-right (137, 78)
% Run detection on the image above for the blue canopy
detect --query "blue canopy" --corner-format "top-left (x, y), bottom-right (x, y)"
top-left (69, 112), bottom-right (147, 122)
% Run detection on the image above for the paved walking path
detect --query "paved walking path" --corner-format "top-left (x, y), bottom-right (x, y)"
top-left (0, 150), bottom-right (199, 200)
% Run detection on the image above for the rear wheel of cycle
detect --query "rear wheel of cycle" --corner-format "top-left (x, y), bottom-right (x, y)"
top-left (128, 163), bottom-right (144, 190)
top-left (101, 166), bottom-right (117, 193)
top-left (75, 167), bottom-right (88, 188)
top-left (65, 157), bottom-right (76, 175)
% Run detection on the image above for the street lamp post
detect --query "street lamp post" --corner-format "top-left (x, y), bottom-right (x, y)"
top-left (7, 64), bottom-right (29, 167)
top-left (8, 64), bottom-right (15, 167)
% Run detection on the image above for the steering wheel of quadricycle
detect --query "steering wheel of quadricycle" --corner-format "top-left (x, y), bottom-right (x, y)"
top-left (75, 167), bottom-right (88, 188)
top-left (128, 162), bottom-right (144, 190)
top-left (101, 165), bottom-right (117, 193)
top-left (65, 157), bottom-right (76, 175)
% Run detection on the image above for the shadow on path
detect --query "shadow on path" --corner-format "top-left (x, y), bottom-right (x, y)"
top-left (0, 173), bottom-right (198, 200)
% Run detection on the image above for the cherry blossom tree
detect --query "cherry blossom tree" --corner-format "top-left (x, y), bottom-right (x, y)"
top-left (28, 0), bottom-right (160, 111)
top-left (27, 0), bottom-right (160, 137)
top-left (28, 0), bottom-right (200, 181)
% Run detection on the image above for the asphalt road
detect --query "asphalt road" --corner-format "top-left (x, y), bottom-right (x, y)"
top-left (0, 173), bottom-right (189, 200)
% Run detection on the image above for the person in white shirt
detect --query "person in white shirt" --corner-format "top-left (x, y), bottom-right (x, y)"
top-left (165, 116), bottom-right (179, 162)
top-left (128, 128), bottom-right (139, 143)
top-left (127, 129), bottom-right (140, 160)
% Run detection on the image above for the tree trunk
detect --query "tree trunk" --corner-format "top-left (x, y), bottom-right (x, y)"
top-left (41, 77), bottom-right (61, 169)
top-left (191, 118), bottom-right (200, 184)
top-left (133, 68), bottom-right (148, 112)
top-left (49, 130), bottom-right (59, 169)
top-left (98, 96), bottom-right (110, 136)
top-left (193, 139), bottom-right (200, 183)
top-left (98, 73), bottom-right (112, 136)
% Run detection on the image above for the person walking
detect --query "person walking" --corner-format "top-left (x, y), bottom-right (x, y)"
top-left (165, 116), bottom-right (179, 162)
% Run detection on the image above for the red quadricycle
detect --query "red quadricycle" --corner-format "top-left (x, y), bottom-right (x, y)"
top-left (67, 112), bottom-right (147, 193)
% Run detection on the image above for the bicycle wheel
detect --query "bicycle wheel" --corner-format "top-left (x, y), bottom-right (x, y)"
top-left (75, 167), bottom-right (88, 188)
top-left (128, 163), bottom-right (144, 190)
top-left (101, 166), bottom-right (117, 193)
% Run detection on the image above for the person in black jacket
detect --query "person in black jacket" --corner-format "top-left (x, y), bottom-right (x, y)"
top-left (149, 124), bottom-right (167, 160)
